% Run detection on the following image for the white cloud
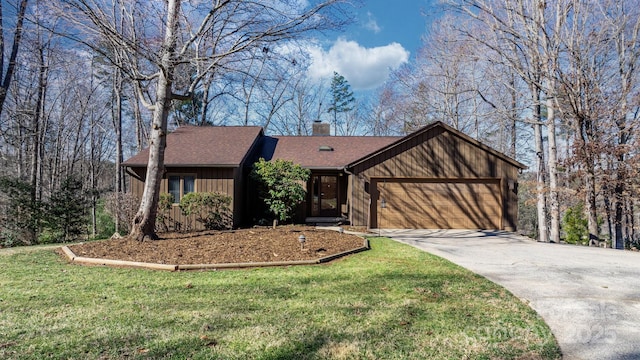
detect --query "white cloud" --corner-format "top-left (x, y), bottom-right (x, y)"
top-left (308, 38), bottom-right (410, 90)
top-left (364, 12), bottom-right (381, 34)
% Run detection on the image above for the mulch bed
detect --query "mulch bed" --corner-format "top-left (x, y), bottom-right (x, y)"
top-left (68, 226), bottom-right (366, 265)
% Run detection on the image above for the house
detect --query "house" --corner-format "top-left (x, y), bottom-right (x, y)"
top-left (123, 121), bottom-right (525, 231)
top-left (123, 126), bottom-right (263, 229)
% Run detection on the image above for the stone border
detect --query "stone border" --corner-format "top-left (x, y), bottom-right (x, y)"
top-left (60, 238), bottom-right (370, 271)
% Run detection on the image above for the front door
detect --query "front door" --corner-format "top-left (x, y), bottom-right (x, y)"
top-left (311, 175), bottom-right (339, 217)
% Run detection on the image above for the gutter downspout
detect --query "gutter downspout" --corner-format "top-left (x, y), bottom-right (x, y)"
top-left (343, 167), bottom-right (355, 226)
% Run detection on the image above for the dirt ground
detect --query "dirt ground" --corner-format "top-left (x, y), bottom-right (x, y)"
top-left (68, 226), bottom-right (367, 265)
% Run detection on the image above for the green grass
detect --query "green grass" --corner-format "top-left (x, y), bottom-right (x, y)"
top-left (0, 238), bottom-right (561, 359)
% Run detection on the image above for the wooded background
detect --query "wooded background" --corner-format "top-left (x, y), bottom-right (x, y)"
top-left (0, 0), bottom-right (637, 248)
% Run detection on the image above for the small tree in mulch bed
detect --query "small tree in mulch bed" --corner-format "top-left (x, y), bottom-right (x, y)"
top-left (250, 158), bottom-right (310, 223)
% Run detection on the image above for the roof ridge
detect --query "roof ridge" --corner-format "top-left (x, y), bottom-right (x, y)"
top-left (174, 125), bottom-right (264, 129)
top-left (271, 135), bottom-right (402, 138)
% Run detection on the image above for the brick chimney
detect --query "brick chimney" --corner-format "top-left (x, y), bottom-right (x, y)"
top-left (312, 121), bottom-right (330, 136)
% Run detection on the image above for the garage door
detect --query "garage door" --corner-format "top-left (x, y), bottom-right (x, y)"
top-left (376, 180), bottom-right (502, 229)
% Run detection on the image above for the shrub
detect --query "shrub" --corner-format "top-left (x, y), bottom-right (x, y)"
top-left (93, 199), bottom-right (116, 240)
top-left (179, 192), bottom-right (232, 230)
top-left (1, 229), bottom-right (21, 248)
top-left (46, 176), bottom-right (89, 243)
top-left (38, 229), bottom-right (65, 244)
top-left (103, 192), bottom-right (140, 234)
top-left (563, 203), bottom-right (588, 245)
top-left (156, 193), bottom-right (175, 232)
top-left (0, 176), bottom-right (43, 246)
top-left (250, 158), bottom-right (310, 222)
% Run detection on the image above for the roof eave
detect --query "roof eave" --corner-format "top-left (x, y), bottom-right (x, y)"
top-left (122, 163), bottom-right (240, 168)
top-left (303, 166), bottom-right (347, 171)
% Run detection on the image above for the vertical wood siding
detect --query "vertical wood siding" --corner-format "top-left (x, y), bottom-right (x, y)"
top-left (126, 166), bottom-right (238, 231)
top-left (350, 127), bottom-right (520, 230)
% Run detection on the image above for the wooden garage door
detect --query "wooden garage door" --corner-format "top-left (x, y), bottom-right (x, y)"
top-left (376, 180), bottom-right (502, 229)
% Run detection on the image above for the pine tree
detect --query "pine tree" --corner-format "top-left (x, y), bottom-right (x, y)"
top-left (47, 176), bottom-right (88, 242)
top-left (327, 71), bottom-right (355, 135)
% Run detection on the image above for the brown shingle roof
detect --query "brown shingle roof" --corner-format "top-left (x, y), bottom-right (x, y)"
top-left (123, 126), bottom-right (264, 167)
top-left (270, 136), bottom-right (401, 169)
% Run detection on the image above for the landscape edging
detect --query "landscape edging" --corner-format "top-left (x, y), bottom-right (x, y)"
top-left (60, 238), bottom-right (369, 271)
top-left (318, 239), bottom-right (370, 263)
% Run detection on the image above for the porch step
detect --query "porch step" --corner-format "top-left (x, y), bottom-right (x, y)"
top-left (305, 217), bottom-right (349, 226)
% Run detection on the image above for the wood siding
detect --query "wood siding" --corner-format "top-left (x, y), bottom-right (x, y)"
top-left (127, 166), bottom-right (241, 230)
top-left (349, 127), bottom-right (520, 231)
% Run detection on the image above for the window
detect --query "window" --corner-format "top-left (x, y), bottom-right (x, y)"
top-left (183, 176), bottom-right (195, 194)
top-left (167, 174), bottom-right (195, 203)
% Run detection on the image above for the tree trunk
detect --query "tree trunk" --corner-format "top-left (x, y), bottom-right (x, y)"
top-left (199, 76), bottom-right (211, 126)
top-left (578, 117), bottom-right (599, 245)
top-left (628, 200), bottom-right (635, 247)
top-left (546, 87), bottom-right (560, 243)
top-left (26, 42), bottom-right (47, 244)
top-left (532, 85), bottom-right (548, 243)
top-left (132, 90), bottom-right (145, 152)
top-left (614, 180), bottom-right (624, 249)
top-left (129, 0), bottom-right (181, 241)
top-left (534, 119), bottom-right (548, 243)
top-left (614, 91), bottom-right (629, 250)
top-left (585, 167), bottom-right (598, 244)
top-left (614, 141), bottom-right (627, 249)
top-left (603, 157), bottom-right (615, 244)
top-left (113, 65), bottom-right (123, 235)
top-left (0, 0), bottom-right (28, 118)
top-left (509, 74), bottom-right (517, 158)
top-left (89, 117), bottom-right (97, 238)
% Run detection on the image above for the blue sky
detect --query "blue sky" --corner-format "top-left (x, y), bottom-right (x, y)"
top-left (308, 0), bottom-right (440, 91)
top-left (349, 0), bottom-right (437, 56)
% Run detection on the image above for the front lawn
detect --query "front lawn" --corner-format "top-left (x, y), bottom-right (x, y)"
top-left (0, 237), bottom-right (561, 359)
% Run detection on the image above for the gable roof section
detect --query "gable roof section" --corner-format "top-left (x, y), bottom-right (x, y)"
top-left (265, 136), bottom-right (401, 169)
top-left (122, 122), bottom-right (525, 171)
top-left (347, 121), bottom-right (527, 170)
top-left (123, 126), bottom-right (264, 167)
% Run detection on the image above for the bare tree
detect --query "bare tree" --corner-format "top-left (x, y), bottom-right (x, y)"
top-left (229, 45), bottom-right (300, 131)
top-left (600, 0), bottom-right (640, 249)
top-left (0, 0), bottom-right (29, 117)
top-left (445, 0), bottom-right (574, 242)
top-left (271, 74), bottom-right (327, 135)
top-left (50, 0), bottom-right (349, 240)
top-left (557, 0), bottom-right (609, 245)
top-left (379, 15), bottom-right (521, 147)
top-left (535, 0), bottom-right (569, 244)
top-left (256, 56), bottom-right (299, 132)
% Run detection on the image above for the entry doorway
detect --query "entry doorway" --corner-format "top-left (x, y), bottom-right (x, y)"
top-left (311, 175), bottom-right (339, 217)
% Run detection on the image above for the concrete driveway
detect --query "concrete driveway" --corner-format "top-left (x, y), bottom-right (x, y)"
top-left (380, 229), bottom-right (640, 360)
